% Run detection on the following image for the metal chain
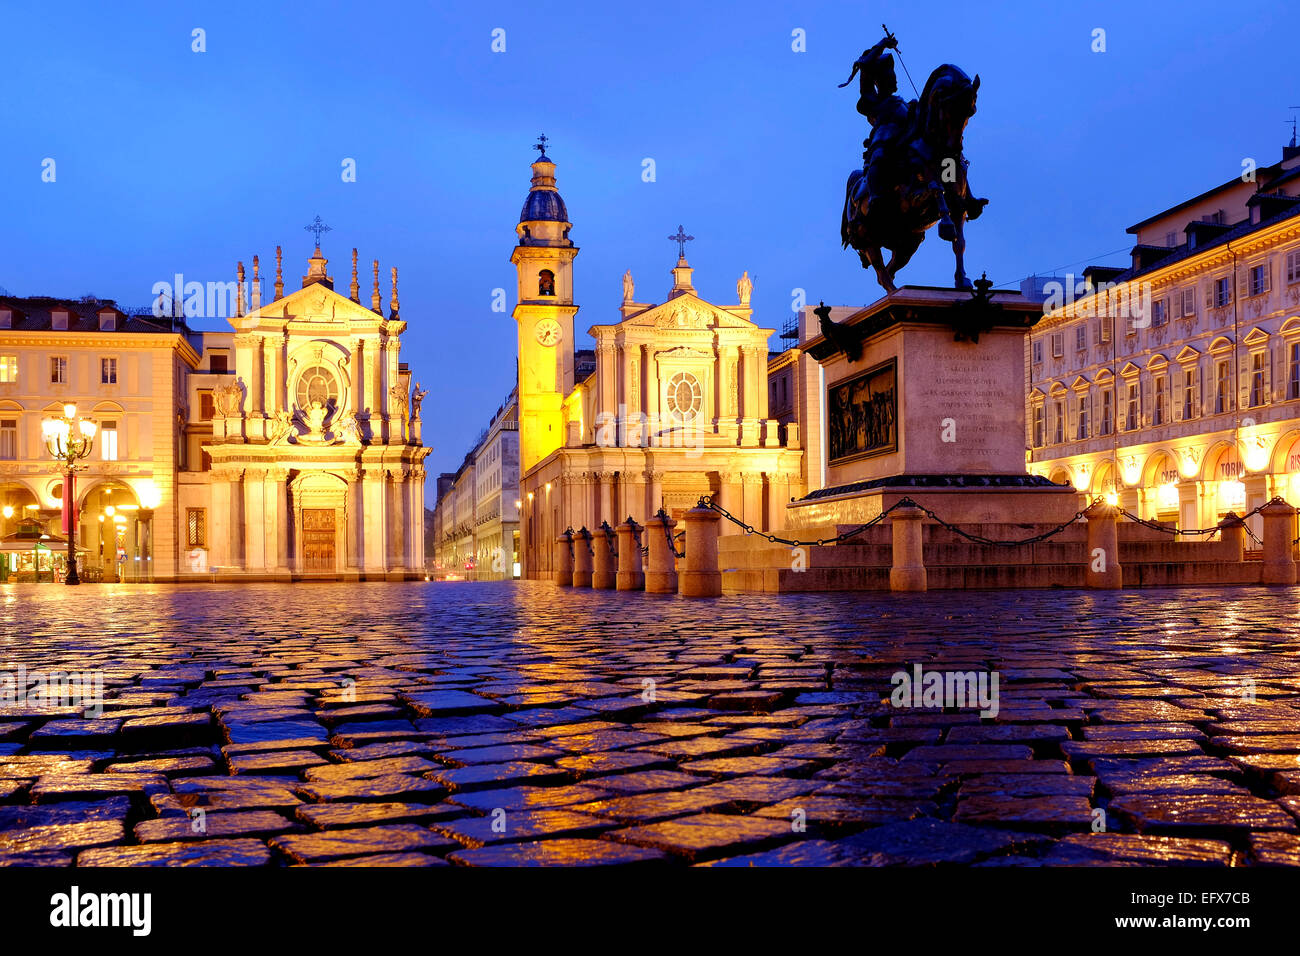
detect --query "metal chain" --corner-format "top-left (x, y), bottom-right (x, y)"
top-left (904, 500), bottom-right (1090, 547)
top-left (697, 495), bottom-right (912, 547)
top-left (1118, 497), bottom-right (1273, 540)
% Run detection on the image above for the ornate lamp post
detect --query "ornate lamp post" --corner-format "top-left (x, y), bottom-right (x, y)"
top-left (41, 404), bottom-right (96, 586)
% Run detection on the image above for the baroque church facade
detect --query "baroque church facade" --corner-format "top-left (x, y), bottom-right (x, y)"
top-left (512, 147), bottom-right (805, 579)
top-left (177, 244), bottom-right (430, 580)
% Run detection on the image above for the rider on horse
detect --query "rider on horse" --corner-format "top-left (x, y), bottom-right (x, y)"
top-left (843, 33), bottom-right (915, 217)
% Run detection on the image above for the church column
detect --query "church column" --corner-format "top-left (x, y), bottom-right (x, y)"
top-left (647, 469), bottom-right (664, 517)
top-left (597, 344), bottom-right (616, 435)
top-left (261, 337), bottom-right (276, 415)
top-left (267, 468), bottom-right (289, 573)
top-left (716, 470), bottom-right (740, 535)
top-left (766, 472), bottom-right (789, 534)
top-left (647, 349), bottom-right (661, 445)
top-left (741, 347), bottom-right (760, 447)
top-left (624, 471), bottom-right (646, 525)
top-left (209, 474), bottom-right (231, 571)
top-left (346, 469), bottom-right (363, 571)
top-left (362, 467), bottom-right (388, 575)
top-left (597, 470), bottom-right (613, 527)
top-left (364, 340), bottom-right (381, 438)
top-left (386, 473), bottom-right (407, 576)
top-left (350, 337), bottom-right (364, 417)
top-left (243, 468), bottom-right (267, 572)
top-left (741, 471), bottom-right (763, 533)
top-left (411, 467), bottom-right (426, 571)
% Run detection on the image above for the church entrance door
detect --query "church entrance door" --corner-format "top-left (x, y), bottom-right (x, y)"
top-left (302, 508), bottom-right (336, 571)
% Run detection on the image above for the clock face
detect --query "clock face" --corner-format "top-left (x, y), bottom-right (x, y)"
top-left (534, 319), bottom-right (562, 346)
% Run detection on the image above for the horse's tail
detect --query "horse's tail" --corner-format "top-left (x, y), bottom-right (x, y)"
top-left (842, 169), bottom-right (864, 248)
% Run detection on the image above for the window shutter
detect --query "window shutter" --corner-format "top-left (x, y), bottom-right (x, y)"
top-left (1205, 282), bottom-right (1214, 310)
top-left (1264, 260), bottom-right (1273, 294)
top-left (1238, 270), bottom-right (1249, 299)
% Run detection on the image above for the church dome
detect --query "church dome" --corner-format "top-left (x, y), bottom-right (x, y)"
top-left (520, 188), bottom-right (568, 224)
top-left (519, 150), bottom-right (569, 224)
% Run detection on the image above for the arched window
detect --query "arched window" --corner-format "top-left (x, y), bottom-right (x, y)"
top-left (538, 270), bottom-right (555, 296)
top-left (295, 365), bottom-right (338, 409)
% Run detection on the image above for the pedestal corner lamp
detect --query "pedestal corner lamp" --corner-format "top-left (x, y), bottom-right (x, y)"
top-left (41, 404), bottom-right (96, 586)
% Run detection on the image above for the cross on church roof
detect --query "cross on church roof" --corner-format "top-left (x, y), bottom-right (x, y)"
top-left (668, 225), bottom-right (694, 258)
top-left (304, 215), bottom-right (332, 248)
top-left (534, 133), bottom-right (550, 159)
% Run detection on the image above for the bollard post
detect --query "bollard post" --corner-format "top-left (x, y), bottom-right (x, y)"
top-left (888, 502), bottom-right (927, 592)
top-left (616, 517), bottom-right (645, 591)
top-left (1084, 501), bottom-right (1122, 589)
top-left (571, 526), bottom-right (593, 588)
top-left (679, 505), bottom-right (722, 597)
top-left (592, 521), bottom-right (618, 589)
top-left (1218, 511), bottom-right (1246, 562)
top-left (643, 510), bottom-right (678, 594)
top-left (554, 529), bottom-right (574, 586)
top-left (1260, 499), bottom-right (1297, 585)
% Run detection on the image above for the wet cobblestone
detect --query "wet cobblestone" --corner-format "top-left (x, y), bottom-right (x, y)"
top-left (2, 581), bottom-right (1300, 866)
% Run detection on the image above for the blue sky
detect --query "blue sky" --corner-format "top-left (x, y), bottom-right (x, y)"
top-left (1, 0), bottom-right (1294, 479)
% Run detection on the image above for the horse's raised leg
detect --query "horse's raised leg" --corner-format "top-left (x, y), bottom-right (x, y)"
top-left (861, 245), bottom-right (897, 293)
top-left (884, 234), bottom-right (923, 287)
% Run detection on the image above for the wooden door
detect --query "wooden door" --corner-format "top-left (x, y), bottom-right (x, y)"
top-left (302, 508), bottom-right (336, 572)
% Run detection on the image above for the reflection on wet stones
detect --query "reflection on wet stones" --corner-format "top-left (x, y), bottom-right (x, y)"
top-left (0, 580), bottom-right (1299, 865)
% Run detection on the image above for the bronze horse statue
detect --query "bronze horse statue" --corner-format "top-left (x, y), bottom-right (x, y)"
top-left (841, 47), bottom-right (987, 293)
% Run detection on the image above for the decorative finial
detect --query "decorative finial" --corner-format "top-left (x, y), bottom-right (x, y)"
top-left (371, 259), bottom-right (382, 313)
top-left (236, 261), bottom-right (246, 317)
top-left (274, 245), bottom-right (284, 299)
top-left (251, 255), bottom-right (261, 309)
top-left (389, 266), bottom-right (400, 319)
top-left (350, 248), bottom-right (360, 302)
top-left (304, 215), bottom-right (331, 249)
top-left (668, 225), bottom-right (694, 259)
top-left (534, 133), bottom-right (550, 159)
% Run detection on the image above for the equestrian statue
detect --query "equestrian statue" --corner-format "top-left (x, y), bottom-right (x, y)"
top-left (840, 27), bottom-right (987, 293)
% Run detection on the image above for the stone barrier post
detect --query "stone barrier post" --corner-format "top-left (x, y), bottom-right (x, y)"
top-left (643, 511), bottom-right (678, 594)
top-left (1218, 511), bottom-right (1245, 562)
top-left (1260, 499), bottom-right (1297, 585)
top-left (888, 503), bottom-right (927, 592)
top-left (679, 505), bottom-right (722, 597)
top-left (1084, 501), bottom-right (1122, 589)
top-left (592, 522), bottom-right (618, 589)
top-left (555, 529), bottom-right (574, 586)
top-left (616, 518), bottom-right (645, 591)
top-left (571, 526), bottom-right (593, 588)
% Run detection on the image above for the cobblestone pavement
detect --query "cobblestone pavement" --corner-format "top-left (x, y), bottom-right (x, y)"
top-left (2, 581), bottom-right (1300, 866)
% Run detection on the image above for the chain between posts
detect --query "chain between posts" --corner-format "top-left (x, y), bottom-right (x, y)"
top-left (1118, 496), bottom-right (1277, 545)
top-left (696, 495), bottom-right (915, 547)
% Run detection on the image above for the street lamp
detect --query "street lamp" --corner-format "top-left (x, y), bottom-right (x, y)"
top-left (41, 404), bottom-right (96, 585)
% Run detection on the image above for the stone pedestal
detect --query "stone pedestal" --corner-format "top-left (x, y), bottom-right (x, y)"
top-left (643, 512), bottom-right (678, 594)
top-left (591, 524), bottom-right (617, 589)
top-left (1260, 499), bottom-right (1297, 585)
top-left (679, 506), bottom-right (722, 597)
top-left (888, 503), bottom-right (926, 592)
top-left (798, 286), bottom-right (1074, 529)
top-left (615, 520), bottom-right (644, 591)
top-left (554, 530), bottom-right (574, 586)
top-left (1084, 502), bottom-right (1121, 589)
top-left (571, 527), bottom-right (593, 588)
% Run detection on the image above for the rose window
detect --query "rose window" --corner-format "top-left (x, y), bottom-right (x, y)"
top-left (665, 372), bottom-right (702, 421)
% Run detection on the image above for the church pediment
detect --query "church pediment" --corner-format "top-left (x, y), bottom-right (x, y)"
top-left (625, 294), bottom-right (754, 332)
top-left (242, 281), bottom-right (387, 330)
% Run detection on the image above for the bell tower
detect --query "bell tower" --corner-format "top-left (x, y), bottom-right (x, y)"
top-left (511, 135), bottom-right (579, 473)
